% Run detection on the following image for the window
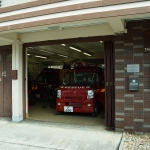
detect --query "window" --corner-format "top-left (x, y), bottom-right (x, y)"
top-left (6, 54), bottom-right (12, 61)
top-left (63, 72), bottom-right (95, 86)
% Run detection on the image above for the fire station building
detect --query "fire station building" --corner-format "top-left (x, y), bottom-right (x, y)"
top-left (0, 0), bottom-right (150, 133)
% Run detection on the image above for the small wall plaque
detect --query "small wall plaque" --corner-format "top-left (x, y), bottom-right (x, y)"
top-left (12, 70), bottom-right (18, 80)
top-left (127, 64), bottom-right (139, 73)
top-left (129, 75), bottom-right (139, 91)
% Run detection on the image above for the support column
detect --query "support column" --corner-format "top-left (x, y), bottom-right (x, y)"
top-left (12, 42), bottom-right (23, 122)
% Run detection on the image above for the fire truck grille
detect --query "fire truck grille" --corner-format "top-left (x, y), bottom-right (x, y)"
top-left (65, 102), bottom-right (82, 108)
top-left (65, 97), bottom-right (82, 100)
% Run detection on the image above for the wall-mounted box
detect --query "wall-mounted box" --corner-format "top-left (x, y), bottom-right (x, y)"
top-left (12, 70), bottom-right (17, 80)
top-left (129, 75), bottom-right (139, 91)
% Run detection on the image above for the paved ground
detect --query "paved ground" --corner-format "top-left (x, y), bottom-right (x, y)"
top-left (0, 117), bottom-right (122, 150)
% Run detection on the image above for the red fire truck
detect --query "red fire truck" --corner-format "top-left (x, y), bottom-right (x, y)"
top-left (56, 62), bottom-right (105, 117)
top-left (28, 68), bottom-right (61, 106)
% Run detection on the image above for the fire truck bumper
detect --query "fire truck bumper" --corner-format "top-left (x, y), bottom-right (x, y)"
top-left (56, 99), bottom-right (95, 113)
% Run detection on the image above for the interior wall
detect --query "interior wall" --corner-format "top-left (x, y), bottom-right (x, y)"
top-left (115, 20), bottom-right (150, 132)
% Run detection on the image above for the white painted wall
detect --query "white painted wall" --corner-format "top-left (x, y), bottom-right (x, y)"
top-left (0, 40), bottom-right (10, 46)
top-left (0, 32), bottom-right (18, 46)
top-left (12, 43), bottom-right (23, 122)
top-left (1, 0), bottom-right (36, 7)
top-left (0, 22), bottom-right (114, 45)
top-left (20, 24), bottom-right (114, 43)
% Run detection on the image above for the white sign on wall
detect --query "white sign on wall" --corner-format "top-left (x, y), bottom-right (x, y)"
top-left (127, 64), bottom-right (139, 73)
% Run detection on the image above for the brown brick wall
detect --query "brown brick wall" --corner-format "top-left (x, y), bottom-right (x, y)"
top-left (115, 20), bottom-right (150, 132)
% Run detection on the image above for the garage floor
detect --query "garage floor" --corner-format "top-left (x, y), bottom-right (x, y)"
top-left (28, 101), bottom-right (105, 127)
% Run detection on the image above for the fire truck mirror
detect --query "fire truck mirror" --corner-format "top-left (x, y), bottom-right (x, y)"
top-left (129, 75), bottom-right (139, 91)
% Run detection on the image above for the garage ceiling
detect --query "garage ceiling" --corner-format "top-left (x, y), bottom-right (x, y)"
top-left (27, 41), bottom-right (104, 66)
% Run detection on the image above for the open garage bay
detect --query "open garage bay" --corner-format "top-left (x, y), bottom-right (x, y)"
top-left (28, 101), bottom-right (105, 127)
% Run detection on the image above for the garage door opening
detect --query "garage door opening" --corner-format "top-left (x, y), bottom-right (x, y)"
top-left (24, 39), bottom-right (114, 128)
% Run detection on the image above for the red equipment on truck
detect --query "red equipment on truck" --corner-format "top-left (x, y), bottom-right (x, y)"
top-left (56, 61), bottom-right (105, 117)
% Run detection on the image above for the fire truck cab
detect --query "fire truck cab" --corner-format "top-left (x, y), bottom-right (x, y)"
top-left (56, 62), bottom-right (105, 117)
top-left (28, 68), bottom-right (60, 106)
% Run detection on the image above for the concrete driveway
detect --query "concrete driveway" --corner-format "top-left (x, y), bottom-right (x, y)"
top-left (0, 117), bottom-right (122, 150)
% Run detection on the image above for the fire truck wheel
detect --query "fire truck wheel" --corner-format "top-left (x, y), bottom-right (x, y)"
top-left (91, 105), bottom-right (99, 117)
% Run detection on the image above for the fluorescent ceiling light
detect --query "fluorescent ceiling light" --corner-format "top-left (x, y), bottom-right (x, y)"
top-left (61, 44), bottom-right (65, 46)
top-left (69, 47), bottom-right (81, 52)
top-left (58, 54), bottom-right (68, 58)
top-left (40, 50), bottom-right (53, 54)
top-left (83, 52), bottom-right (91, 56)
top-left (100, 41), bottom-right (103, 43)
top-left (54, 61), bottom-right (62, 62)
top-left (27, 54), bottom-right (30, 55)
top-left (35, 55), bottom-right (47, 59)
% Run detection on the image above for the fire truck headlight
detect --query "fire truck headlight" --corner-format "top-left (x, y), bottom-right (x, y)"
top-left (87, 90), bottom-right (94, 99)
top-left (57, 90), bottom-right (61, 98)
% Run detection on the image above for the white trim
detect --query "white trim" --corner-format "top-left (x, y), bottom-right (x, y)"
top-left (1, 0), bottom-right (36, 8)
top-left (0, 1), bottom-right (150, 27)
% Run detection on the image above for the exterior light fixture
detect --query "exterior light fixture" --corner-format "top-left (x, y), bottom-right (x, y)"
top-left (100, 41), bottom-right (103, 43)
top-left (27, 54), bottom-right (30, 56)
top-left (69, 46), bottom-right (81, 52)
top-left (83, 52), bottom-right (91, 56)
top-left (35, 55), bottom-right (47, 59)
top-left (61, 44), bottom-right (66, 46)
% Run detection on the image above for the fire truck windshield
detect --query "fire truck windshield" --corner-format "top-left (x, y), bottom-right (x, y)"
top-left (35, 74), bottom-right (57, 83)
top-left (62, 72), bottom-right (95, 86)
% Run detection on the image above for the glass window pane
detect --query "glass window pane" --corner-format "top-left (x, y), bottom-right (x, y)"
top-left (6, 54), bottom-right (12, 61)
